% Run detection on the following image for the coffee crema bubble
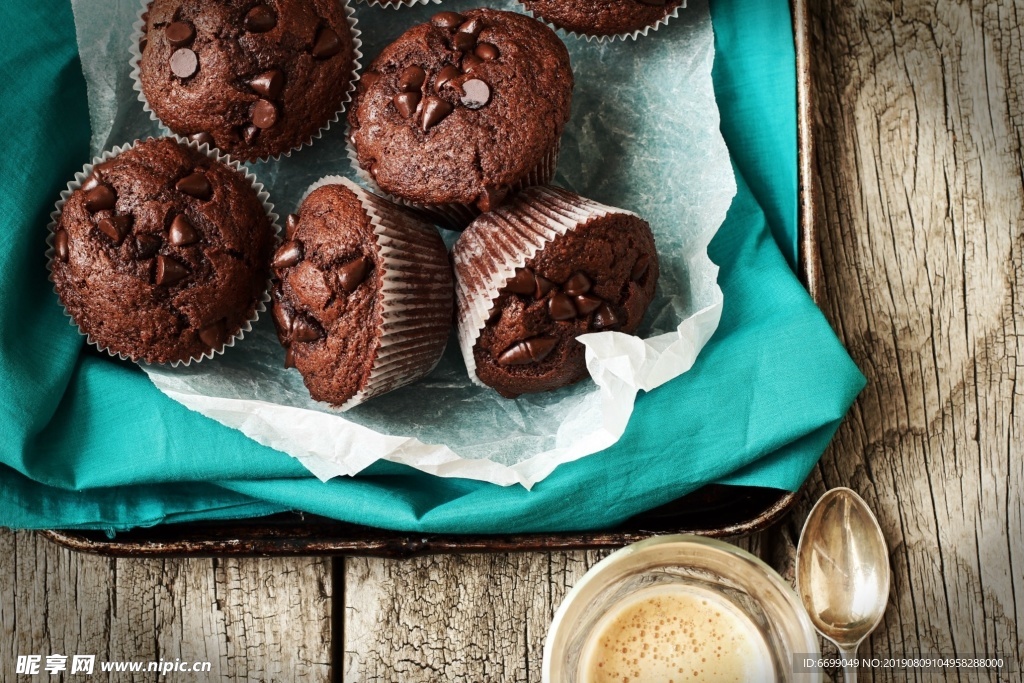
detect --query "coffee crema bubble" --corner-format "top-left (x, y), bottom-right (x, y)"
top-left (579, 584), bottom-right (775, 683)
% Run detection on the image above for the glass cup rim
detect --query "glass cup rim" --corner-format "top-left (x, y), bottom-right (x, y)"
top-left (542, 534), bottom-right (822, 682)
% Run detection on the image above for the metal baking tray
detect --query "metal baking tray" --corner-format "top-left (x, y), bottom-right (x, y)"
top-left (42, 0), bottom-right (818, 558)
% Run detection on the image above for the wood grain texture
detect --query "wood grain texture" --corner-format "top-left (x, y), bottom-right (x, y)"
top-left (342, 1), bottom-right (1023, 680)
top-left (792, 0), bottom-right (1024, 679)
top-left (0, 530), bottom-right (332, 682)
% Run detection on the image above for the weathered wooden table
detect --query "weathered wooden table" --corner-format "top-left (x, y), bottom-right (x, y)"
top-left (3, 1), bottom-right (1022, 680)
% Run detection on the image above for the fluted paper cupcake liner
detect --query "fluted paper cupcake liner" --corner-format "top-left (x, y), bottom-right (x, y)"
top-left (46, 135), bottom-right (280, 368)
top-left (346, 132), bottom-right (561, 230)
top-left (297, 176), bottom-right (453, 411)
top-left (452, 185), bottom-right (636, 386)
top-left (520, 0), bottom-right (687, 43)
top-left (358, 0), bottom-right (440, 8)
top-left (129, 0), bottom-right (362, 163)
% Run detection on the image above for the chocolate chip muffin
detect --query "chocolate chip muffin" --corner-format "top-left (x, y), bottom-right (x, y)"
top-left (50, 137), bottom-right (275, 364)
top-left (272, 178), bottom-right (452, 409)
top-left (136, 0), bottom-right (358, 161)
top-left (453, 186), bottom-right (658, 398)
top-left (520, 0), bottom-right (683, 38)
top-left (348, 8), bottom-right (573, 228)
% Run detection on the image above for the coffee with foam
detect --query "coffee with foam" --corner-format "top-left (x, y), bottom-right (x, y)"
top-left (579, 583), bottom-right (774, 683)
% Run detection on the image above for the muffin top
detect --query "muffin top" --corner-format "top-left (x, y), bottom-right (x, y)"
top-left (271, 183), bottom-right (385, 405)
top-left (520, 0), bottom-right (683, 37)
top-left (51, 138), bottom-right (275, 364)
top-left (348, 8), bottom-right (573, 212)
top-left (137, 0), bottom-right (357, 161)
top-left (455, 188), bottom-right (659, 398)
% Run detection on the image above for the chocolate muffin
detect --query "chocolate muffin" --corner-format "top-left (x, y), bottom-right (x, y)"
top-left (272, 178), bottom-right (452, 409)
top-left (136, 0), bottom-right (358, 161)
top-left (50, 137), bottom-right (275, 364)
top-left (453, 186), bottom-right (658, 398)
top-left (520, 0), bottom-right (683, 38)
top-left (348, 8), bottom-right (573, 228)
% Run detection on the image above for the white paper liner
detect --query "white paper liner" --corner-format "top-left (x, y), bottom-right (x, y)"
top-left (128, 0), bottom-right (363, 163)
top-left (358, 0), bottom-right (440, 8)
top-left (291, 176), bottom-right (453, 411)
top-left (522, 0), bottom-right (687, 43)
top-left (346, 133), bottom-right (561, 229)
top-left (46, 135), bottom-right (280, 367)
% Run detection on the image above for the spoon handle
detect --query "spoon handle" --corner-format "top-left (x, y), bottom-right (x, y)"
top-left (838, 646), bottom-right (858, 683)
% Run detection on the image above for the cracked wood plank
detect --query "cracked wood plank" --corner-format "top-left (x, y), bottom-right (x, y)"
top-left (0, 530), bottom-right (332, 682)
top-left (782, 0), bottom-right (1024, 680)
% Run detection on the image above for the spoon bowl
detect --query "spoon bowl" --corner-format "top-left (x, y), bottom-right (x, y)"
top-left (796, 487), bottom-right (890, 681)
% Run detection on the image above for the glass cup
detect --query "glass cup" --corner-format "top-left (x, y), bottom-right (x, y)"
top-left (543, 535), bottom-right (822, 682)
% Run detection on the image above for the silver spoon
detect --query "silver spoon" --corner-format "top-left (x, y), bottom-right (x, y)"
top-left (796, 487), bottom-right (890, 683)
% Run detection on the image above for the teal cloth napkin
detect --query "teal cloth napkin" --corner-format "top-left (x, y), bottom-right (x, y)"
top-left (0, 0), bottom-right (864, 533)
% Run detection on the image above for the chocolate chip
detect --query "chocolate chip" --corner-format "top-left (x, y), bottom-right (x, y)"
top-left (431, 11), bottom-right (464, 30)
top-left (170, 48), bottom-right (198, 78)
top-left (176, 172), bottom-right (211, 199)
top-left (564, 272), bottom-right (592, 296)
top-left (189, 131), bottom-right (214, 147)
top-left (393, 92), bottom-right (420, 119)
top-left (460, 78), bottom-right (490, 109)
top-left (291, 317), bottom-right (322, 343)
top-left (453, 31), bottom-right (477, 51)
top-left (166, 21), bottom-right (195, 47)
top-left (312, 27), bottom-right (342, 59)
top-left (155, 255), bottom-right (188, 286)
top-left (285, 213), bottom-right (300, 239)
top-left (435, 65), bottom-right (461, 90)
top-left (81, 174), bottom-right (102, 192)
top-left (420, 97), bottom-right (452, 131)
top-left (243, 125), bottom-right (260, 144)
top-left (245, 4), bottom-right (277, 33)
top-left (534, 275), bottom-right (554, 299)
top-left (54, 229), bottom-right (69, 262)
top-left (273, 304), bottom-right (294, 337)
top-left (199, 319), bottom-right (227, 348)
top-left (337, 256), bottom-right (370, 292)
top-left (284, 346), bottom-right (296, 368)
top-left (272, 240), bottom-right (303, 269)
top-left (135, 234), bottom-right (161, 259)
top-left (97, 215), bottom-right (132, 244)
top-left (457, 18), bottom-right (483, 37)
top-left (498, 336), bottom-right (558, 366)
top-left (252, 99), bottom-right (279, 129)
top-left (475, 43), bottom-right (498, 60)
top-left (360, 71), bottom-right (381, 90)
top-left (593, 304), bottom-right (620, 329)
top-left (631, 254), bottom-right (650, 281)
top-left (169, 214), bottom-right (199, 246)
top-left (139, 37), bottom-right (148, 53)
top-left (548, 293), bottom-right (577, 321)
top-left (461, 54), bottom-right (483, 73)
top-left (575, 294), bottom-right (602, 315)
top-left (399, 65), bottom-right (426, 92)
top-left (505, 268), bottom-right (535, 295)
top-left (250, 69), bottom-right (284, 99)
top-left (84, 184), bottom-right (116, 212)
